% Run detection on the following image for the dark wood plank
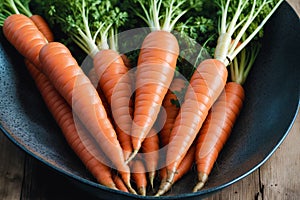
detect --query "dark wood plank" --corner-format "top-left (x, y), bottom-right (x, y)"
top-left (204, 170), bottom-right (261, 200)
top-left (0, 133), bottom-right (25, 200)
top-left (259, 113), bottom-right (300, 200)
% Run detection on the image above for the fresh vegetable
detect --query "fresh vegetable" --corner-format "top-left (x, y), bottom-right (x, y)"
top-left (45, 0), bottom-right (134, 160)
top-left (2, 13), bottom-right (47, 66)
top-left (130, 157), bottom-right (148, 196)
top-left (87, 68), bottom-right (112, 121)
top-left (25, 60), bottom-right (119, 190)
top-left (156, 144), bottom-right (196, 196)
top-left (193, 42), bottom-right (261, 192)
top-left (112, 173), bottom-right (129, 193)
top-left (124, 0), bottom-right (194, 163)
top-left (157, 77), bottom-right (187, 147)
top-left (1, 1), bottom-right (123, 191)
top-left (1, 0), bottom-right (54, 42)
top-left (141, 127), bottom-right (160, 189)
top-left (162, 58), bottom-right (227, 193)
top-left (152, 76), bottom-right (187, 195)
top-left (161, 0), bottom-right (284, 191)
top-left (1, 0), bottom-right (285, 196)
top-left (29, 14), bottom-right (54, 42)
top-left (38, 41), bottom-right (135, 194)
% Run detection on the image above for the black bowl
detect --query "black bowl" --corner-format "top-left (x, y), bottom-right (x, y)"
top-left (0, 2), bottom-right (299, 200)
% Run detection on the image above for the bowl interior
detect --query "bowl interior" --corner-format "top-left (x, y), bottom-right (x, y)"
top-left (0, 2), bottom-right (299, 199)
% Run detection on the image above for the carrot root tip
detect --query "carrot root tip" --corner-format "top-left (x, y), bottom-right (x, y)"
top-left (149, 171), bottom-right (156, 189)
top-left (154, 178), bottom-right (173, 196)
top-left (192, 172), bottom-right (208, 192)
top-left (126, 182), bottom-right (137, 194)
top-left (137, 186), bottom-right (146, 196)
top-left (125, 149), bottom-right (138, 164)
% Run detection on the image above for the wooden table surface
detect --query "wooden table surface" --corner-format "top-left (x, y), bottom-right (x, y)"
top-left (0, 1), bottom-right (299, 199)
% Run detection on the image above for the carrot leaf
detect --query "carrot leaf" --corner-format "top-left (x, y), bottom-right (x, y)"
top-left (42, 0), bottom-right (127, 57)
top-left (13, 0), bottom-right (32, 16)
top-left (124, 0), bottom-right (199, 32)
top-left (230, 41), bottom-right (261, 85)
top-left (0, 1), bottom-right (16, 23)
top-left (213, 0), bottom-right (284, 66)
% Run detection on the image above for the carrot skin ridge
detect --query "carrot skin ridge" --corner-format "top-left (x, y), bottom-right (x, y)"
top-left (131, 30), bottom-right (180, 156)
top-left (141, 128), bottom-right (160, 188)
top-left (155, 77), bottom-right (187, 195)
top-left (3, 14), bottom-right (48, 67)
top-left (112, 173), bottom-right (129, 193)
top-left (130, 158), bottom-right (147, 196)
top-left (93, 49), bottom-right (134, 160)
top-left (156, 144), bottom-right (196, 196)
top-left (29, 15), bottom-right (54, 42)
top-left (88, 68), bottom-right (114, 124)
top-left (193, 81), bottom-right (245, 191)
top-left (38, 42), bottom-right (130, 176)
top-left (25, 60), bottom-right (117, 190)
top-left (165, 59), bottom-right (228, 183)
top-left (158, 77), bottom-right (187, 147)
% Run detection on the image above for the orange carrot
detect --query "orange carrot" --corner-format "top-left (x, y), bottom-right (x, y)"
top-left (1, 0), bottom-right (53, 43)
top-left (87, 68), bottom-right (113, 122)
top-left (164, 59), bottom-right (228, 187)
top-left (29, 15), bottom-right (54, 42)
top-left (129, 30), bottom-right (179, 161)
top-left (156, 144), bottom-right (196, 196)
top-left (158, 77), bottom-right (187, 147)
top-left (144, 77), bottom-right (186, 195)
top-left (93, 50), bottom-right (134, 160)
top-left (126, 0), bottom-right (191, 162)
top-left (193, 82), bottom-right (244, 192)
top-left (38, 42), bottom-right (136, 194)
top-left (141, 128), bottom-right (160, 189)
top-left (3, 14), bottom-right (48, 67)
top-left (130, 158), bottom-right (147, 196)
top-left (45, 0), bottom-right (135, 161)
top-left (25, 60), bottom-right (118, 190)
top-left (193, 43), bottom-right (260, 192)
top-left (161, 0), bottom-right (283, 190)
top-left (112, 173), bottom-right (129, 193)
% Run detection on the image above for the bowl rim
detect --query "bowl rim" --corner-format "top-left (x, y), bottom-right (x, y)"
top-left (0, 1), bottom-right (300, 199)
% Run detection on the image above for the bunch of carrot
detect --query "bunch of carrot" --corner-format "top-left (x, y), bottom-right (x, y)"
top-left (0, 0), bottom-right (284, 197)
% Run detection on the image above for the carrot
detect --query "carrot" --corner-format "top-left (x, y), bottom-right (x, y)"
top-left (157, 77), bottom-right (187, 147)
top-left (141, 128), bottom-right (160, 189)
top-left (152, 77), bottom-right (188, 196)
top-left (112, 173), bottom-right (129, 193)
top-left (155, 144), bottom-right (196, 196)
top-left (193, 43), bottom-right (261, 192)
top-left (164, 59), bottom-right (227, 185)
top-left (46, 0), bottom-right (134, 160)
top-left (25, 60), bottom-right (118, 190)
top-left (93, 49), bottom-right (134, 160)
top-left (87, 68), bottom-right (113, 122)
top-left (161, 0), bottom-right (284, 189)
top-left (130, 158), bottom-right (147, 196)
top-left (189, 0), bottom-right (283, 191)
top-left (192, 82), bottom-right (244, 191)
top-left (38, 42), bottom-right (136, 194)
top-left (129, 29), bottom-right (179, 160)
top-left (2, 14), bottom-right (47, 67)
top-left (29, 14), bottom-right (54, 42)
top-left (1, 0), bottom-right (54, 42)
top-left (126, 0), bottom-right (192, 162)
